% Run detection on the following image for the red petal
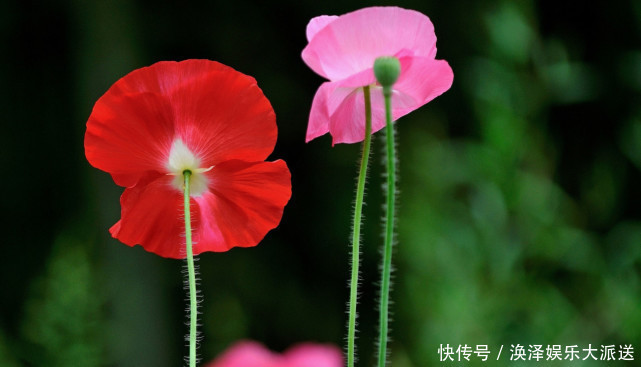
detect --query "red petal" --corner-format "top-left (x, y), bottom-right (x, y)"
top-left (192, 160), bottom-right (291, 253)
top-left (109, 173), bottom-right (192, 258)
top-left (112, 160), bottom-right (291, 258)
top-left (113, 59), bottom-right (277, 164)
top-left (105, 59), bottom-right (229, 97)
top-left (85, 92), bottom-right (174, 187)
top-left (167, 66), bottom-right (278, 165)
top-left (86, 60), bottom-right (278, 186)
top-left (90, 60), bottom-right (289, 257)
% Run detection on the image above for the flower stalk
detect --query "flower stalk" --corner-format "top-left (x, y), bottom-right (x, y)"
top-left (374, 57), bottom-right (400, 367)
top-left (348, 85), bottom-right (373, 367)
top-left (183, 170), bottom-right (198, 367)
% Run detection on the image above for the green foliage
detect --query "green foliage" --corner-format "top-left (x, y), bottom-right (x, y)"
top-left (0, 329), bottom-right (19, 367)
top-left (392, 0), bottom-right (641, 365)
top-left (20, 234), bottom-right (104, 367)
top-left (1, 0), bottom-right (640, 366)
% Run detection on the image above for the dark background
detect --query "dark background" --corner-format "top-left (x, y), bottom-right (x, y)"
top-left (2, 0), bottom-right (641, 366)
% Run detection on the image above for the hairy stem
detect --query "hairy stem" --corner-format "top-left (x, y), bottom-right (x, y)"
top-left (378, 87), bottom-right (396, 367)
top-left (348, 85), bottom-right (373, 367)
top-left (183, 170), bottom-right (198, 367)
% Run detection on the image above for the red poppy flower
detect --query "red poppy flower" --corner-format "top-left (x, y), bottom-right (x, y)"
top-left (85, 60), bottom-right (291, 258)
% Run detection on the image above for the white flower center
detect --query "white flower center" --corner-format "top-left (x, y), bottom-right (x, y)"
top-left (166, 139), bottom-right (212, 196)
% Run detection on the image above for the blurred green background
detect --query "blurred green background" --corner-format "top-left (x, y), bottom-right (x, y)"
top-left (2, 0), bottom-right (641, 366)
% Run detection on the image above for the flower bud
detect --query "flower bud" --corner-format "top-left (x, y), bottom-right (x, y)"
top-left (374, 56), bottom-right (401, 95)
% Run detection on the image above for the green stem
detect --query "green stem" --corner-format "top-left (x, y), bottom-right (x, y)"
top-left (348, 85), bottom-right (372, 367)
top-left (183, 170), bottom-right (197, 367)
top-left (378, 87), bottom-right (396, 367)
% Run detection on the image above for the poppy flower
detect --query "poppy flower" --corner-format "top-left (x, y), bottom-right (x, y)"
top-left (205, 340), bottom-right (343, 367)
top-left (302, 6), bottom-right (454, 144)
top-left (85, 60), bottom-right (291, 259)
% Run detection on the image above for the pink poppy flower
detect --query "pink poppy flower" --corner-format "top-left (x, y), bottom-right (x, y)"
top-left (85, 60), bottom-right (291, 258)
top-left (302, 6), bottom-right (454, 144)
top-left (205, 340), bottom-right (343, 367)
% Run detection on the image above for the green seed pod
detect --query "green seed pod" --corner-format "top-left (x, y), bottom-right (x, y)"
top-left (373, 56), bottom-right (401, 95)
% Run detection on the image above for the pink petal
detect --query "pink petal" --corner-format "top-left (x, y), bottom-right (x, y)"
top-left (306, 82), bottom-right (332, 142)
top-left (283, 344), bottom-right (344, 367)
top-left (328, 86), bottom-right (382, 144)
top-left (302, 16), bottom-right (340, 78)
top-left (393, 56), bottom-right (454, 113)
top-left (307, 68), bottom-right (379, 144)
top-left (192, 160), bottom-right (291, 253)
top-left (85, 92), bottom-right (174, 187)
top-left (306, 15), bottom-right (339, 42)
top-left (207, 341), bottom-right (278, 367)
top-left (205, 341), bottom-right (343, 367)
top-left (306, 68), bottom-right (375, 143)
top-left (302, 7), bottom-right (437, 81)
top-left (314, 56), bottom-right (453, 144)
top-left (325, 68), bottom-right (383, 144)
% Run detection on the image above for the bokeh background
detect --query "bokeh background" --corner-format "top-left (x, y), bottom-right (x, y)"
top-left (2, 0), bottom-right (641, 366)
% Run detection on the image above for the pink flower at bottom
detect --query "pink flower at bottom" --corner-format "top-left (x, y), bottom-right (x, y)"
top-left (302, 6), bottom-right (454, 144)
top-left (205, 340), bottom-right (343, 367)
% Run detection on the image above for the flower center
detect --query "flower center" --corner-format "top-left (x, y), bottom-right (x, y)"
top-left (167, 139), bottom-right (212, 196)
